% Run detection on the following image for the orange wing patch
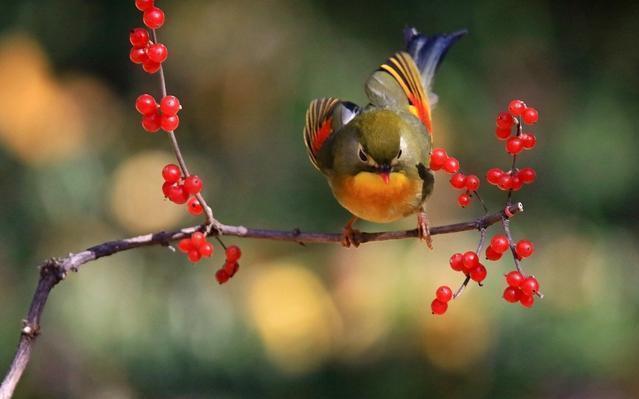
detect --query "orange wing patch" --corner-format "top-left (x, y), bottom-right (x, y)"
top-left (303, 97), bottom-right (340, 170)
top-left (380, 52), bottom-right (432, 133)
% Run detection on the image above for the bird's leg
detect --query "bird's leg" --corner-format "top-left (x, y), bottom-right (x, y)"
top-left (341, 216), bottom-right (361, 248)
top-left (417, 208), bottom-right (433, 249)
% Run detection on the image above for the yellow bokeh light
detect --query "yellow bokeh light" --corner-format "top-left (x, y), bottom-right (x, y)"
top-left (0, 34), bottom-right (86, 164)
top-left (246, 262), bottom-right (342, 374)
top-left (421, 303), bottom-right (495, 373)
top-left (109, 150), bottom-right (184, 232)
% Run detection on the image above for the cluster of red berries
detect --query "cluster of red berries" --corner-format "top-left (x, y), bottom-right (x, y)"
top-left (429, 148), bottom-right (479, 207)
top-left (449, 251), bottom-right (488, 284)
top-left (161, 163), bottom-right (203, 213)
top-left (178, 232), bottom-right (213, 263)
top-left (129, 1), bottom-right (166, 73)
top-left (486, 166), bottom-right (536, 191)
top-left (215, 245), bottom-right (242, 284)
top-left (430, 285), bottom-right (453, 315)
top-left (484, 234), bottom-right (534, 261)
top-left (487, 99), bottom-right (539, 191)
top-left (178, 233), bottom-right (243, 283)
top-left (502, 271), bottom-right (539, 308)
top-left (129, 27), bottom-right (167, 74)
top-left (135, 94), bottom-right (182, 133)
top-left (482, 234), bottom-right (539, 307)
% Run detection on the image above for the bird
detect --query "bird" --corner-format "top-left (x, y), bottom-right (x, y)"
top-left (303, 27), bottom-right (466, 247)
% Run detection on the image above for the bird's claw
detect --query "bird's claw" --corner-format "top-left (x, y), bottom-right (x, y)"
top-left (417, 211), bottom-right (433, 249)
top-left (341, 226), bottom-right (361, 248)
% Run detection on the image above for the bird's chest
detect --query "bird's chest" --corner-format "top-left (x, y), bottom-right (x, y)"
top-left (330, 172), bottom-right (423, 223)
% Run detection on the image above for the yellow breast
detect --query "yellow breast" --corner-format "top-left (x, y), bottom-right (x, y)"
top-left (330, 172), bottom-right (423, 223)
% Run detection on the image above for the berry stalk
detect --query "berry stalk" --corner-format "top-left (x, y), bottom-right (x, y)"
top-left (150, 29), bottom-right (218, 232)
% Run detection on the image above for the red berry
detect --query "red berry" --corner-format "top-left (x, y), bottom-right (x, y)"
top-left (135, 0), bottom-right (155, 11)
top-left (521, 133), bottom-right (537, 149)
top-left (142, 60), bottom-right (161, 74)
top-left (490, 235), bottom-right (510, 254)
top-left (224, 261), bottom-right (239, 276)
top-left (162, 164), bottom-right (181, 183)
top-left (129, 47), bottom-right (148, 64)
top-left (187, 249), bottom-right (201, 263)
top-left (129, 28), bottom-right (149, 48)
top-left (141, 111), bottom-right (161, 132)
top-left (162, 181), bottom-right (173, 197)
top-left (462, 251), bottom-right (479, 271)
top-left (520, 276), bottom-right (539, 295)
top-left (515, 240), bottom-right (534, 258)
top-left (443, 157), bottom-right (460, 173)
top-left (160, 95), bottom-right (181, 116)
top-left (178, 238), bottom-right (192, 253)
top-left (183, 175), bottom-right (202, 195)
top-left (505, 271), bottom-right (524, 288)
top-left (510, 175), bottom-right (523, 191)
top-left (135, 94), bottom-right (157, 115)
top-left (506, 137), bottom-right (524, 155)
top-left (146, 43), bottom-right (168, 64)
top-left (522, 107), bottom-right (538, 124)
top-left (449, 173), bottom-right (466, 189)
top-left (486, 168), bottom-right (503, 185)
top-left (160, 114), bottom-right (179, 132)
top-left (435, 286), bottom-right (453, 303)
top-left (518, 167), bottom-right (536, 184)
top-left (497, 174), bottom-right (512, 191)
top-left (457, 193), bottom-right (470, 207)
top-left (190, 232), bottom-right (206, 247)
top-left (508, 99), bottom-right (527, 116)
top-left (465, 175), bottom-right (480, 191)
top-left (495, 127), bottom-right (511, 140)
top-left (199, 242), bottom-right (213, 257)
top-left (143, 7), bottom-right (165, 29)
top-left (187, 197), bottom-right (203, 215)
top-left (215, 268), bottom-right (230, 284)
top-left (430, 299), bottom-right (448, 315)
top-left (430, 148), bottom-right (447, 170)
top-left (166, 183), bottom-right (188, 204)
top-left (469, 264), bottom-right (487, 282)
top-left (503, 286), bottom-right (520, 303)
top-left (519, 293), bottom-right (534, 308)
top-left (449, 253), bottom-right (464, 272)
top-left (496, 111), bottom-right (515, 129)
top-left (485, 245), bottom-right (502, 261)
top-left (225, 245), bottom-right (242, 262)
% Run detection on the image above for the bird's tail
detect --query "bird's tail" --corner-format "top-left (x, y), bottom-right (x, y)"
top-left (403, 27), bottom-right (466, 105)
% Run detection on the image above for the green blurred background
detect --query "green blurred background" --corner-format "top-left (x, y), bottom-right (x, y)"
top-left (1, 1), bottom-right (638, 398)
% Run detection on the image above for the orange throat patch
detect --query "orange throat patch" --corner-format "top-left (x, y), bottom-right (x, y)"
top-left (330, 171), bottom-right (423, 223)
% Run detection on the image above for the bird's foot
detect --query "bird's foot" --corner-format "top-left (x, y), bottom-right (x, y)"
top-left (341, 216), bottom-right (360, 248)
top-left (417, 210), bottom-right (433, 249)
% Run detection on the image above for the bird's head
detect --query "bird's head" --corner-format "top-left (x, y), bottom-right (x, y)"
top-left (330, 110), bottom-right (410, 184)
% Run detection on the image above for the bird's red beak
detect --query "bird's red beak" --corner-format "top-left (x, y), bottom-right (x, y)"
top-left (380, 172), bottom-right (390, 184)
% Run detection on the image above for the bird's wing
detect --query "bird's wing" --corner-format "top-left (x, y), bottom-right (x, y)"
top-left (304, 98), bottom-right (360, 170)
top-left (365, 52), bottom-right (433, 133)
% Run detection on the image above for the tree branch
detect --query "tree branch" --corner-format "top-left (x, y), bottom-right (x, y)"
top-left (0, 203), bottom-right (522, 399)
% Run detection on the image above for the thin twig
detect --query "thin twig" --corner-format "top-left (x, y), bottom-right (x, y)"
top-left (0, 203), bottom-right (523, 399)
top-left (151, 29), bottom-right (217, 231)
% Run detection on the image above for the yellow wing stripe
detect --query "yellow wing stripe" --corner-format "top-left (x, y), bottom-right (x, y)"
top-left (380, 52), bottom-right (432, 133)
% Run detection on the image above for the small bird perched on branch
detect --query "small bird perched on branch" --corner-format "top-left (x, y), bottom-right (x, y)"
top-left (303, 27), bottom-right (466, 247)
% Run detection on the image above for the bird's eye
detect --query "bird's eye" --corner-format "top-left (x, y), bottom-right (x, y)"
top-left (358, 147), bottom-right (368, 162)
top-left (396, 149), bottom-right (402, 159)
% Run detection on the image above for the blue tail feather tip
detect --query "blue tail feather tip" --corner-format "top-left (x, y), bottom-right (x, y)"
top-left (403, 27), bottom-right (467, 86)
